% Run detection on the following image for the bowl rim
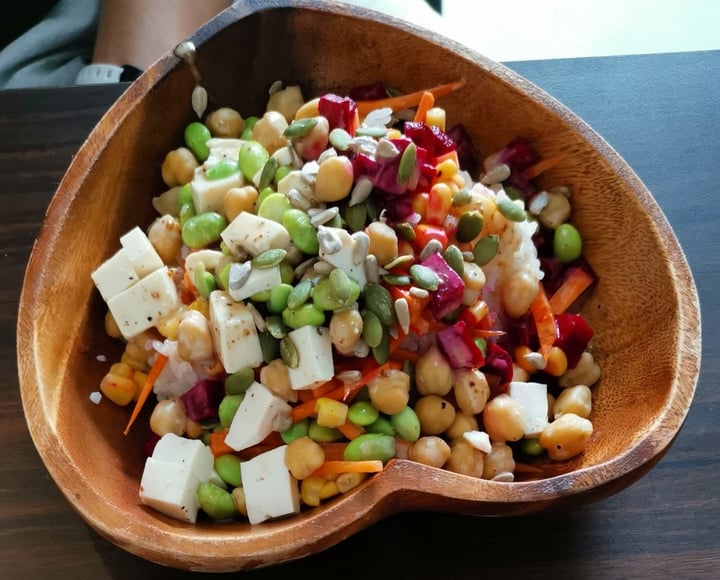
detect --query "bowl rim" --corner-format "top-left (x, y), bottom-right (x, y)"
top-left (16, 0), bottom-right (702, 571)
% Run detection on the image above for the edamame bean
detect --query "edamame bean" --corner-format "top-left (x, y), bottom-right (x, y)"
top-left (343, 433), bottom-right (396, 462)
top-left (214, 454), bottom-right (243, 487)
top-left (184, 122), bottom-right (212, 161)
top-left (365, 415), bottom-right (395, 436)
top-left (282, 303), bottom-right (326, 329)
top-left (224, 367), bottom-right (255, 395)
top-left (308, 420), bottom-right (343, 443)
top-left (182, 212), bottom-right (227, 248)
top-left (205, 159), bottom-right (238, 180)
top-left (179, 202), bottom-right (195, 227)
top-left (554, 223), bottom-right (582, 263)
top-left (519, 437), bottom-right (545, 457)
top-left (219, 394), bottom-right (244, 428)
top-left (239, 140), bottom-right (270, 182)
top-left (257, 192), bottom-right (292, 223)
top-left (390, 406), bottom-right (421, 442)
top-left (197, 481), bottom-right (237, 520)
top-left (312, 276), bottom-right (359, 311)
top-left (240, 116), bottom-right (259, 140)
top-left (193, 263), bottom-right (216, 298)
top-left (347, 401), bottom-right (380, 426)
top-left (268, 283), bottom-right (293, 313)
top-left (282, 209), bottom-right (319, 254)
top-left (281, 418), bottom-right (310, 444)
top-left (275, 164), bottom-right (292, 184)
top-left (328, 268), bottom-right (353, 302)
top-left (177, 183), bottom-right (194, 212)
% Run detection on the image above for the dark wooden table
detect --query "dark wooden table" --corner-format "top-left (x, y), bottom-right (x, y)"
top-left (2, 51), bottom-right (718, 579)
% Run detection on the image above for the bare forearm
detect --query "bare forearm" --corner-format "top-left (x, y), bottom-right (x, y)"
top-left (92, 0), bottom-right (231, 69)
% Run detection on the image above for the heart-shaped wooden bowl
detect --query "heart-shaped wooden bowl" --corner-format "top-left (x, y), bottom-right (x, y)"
top-left (17, 0), bottom-right (701, 572)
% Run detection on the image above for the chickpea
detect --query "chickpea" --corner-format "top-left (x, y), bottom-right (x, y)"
top-left (259, 358), bottom-right (297, 403)
top-left (559, 351), bottom-right (601, 388)
top-left (104, 309), bottom-right (121, 339)
top-left (177, 310), bottom-right (213, 361)
top-left (537, 192), bottom-right (571, 229)
top-left (231, 487), bottom-right (248, 517)
top-left (285, 436), bottom-right (325, 479)
top-left (329, 307), bottom-right (364, 355)
top-left (482, 394), bottom-right (526, 442)
top-left (294, 97), bottom-right (320, 120)
top-left (453, 368), bottom-right (490, 415)
top-left (461, 262), bottom-right (486, 306)
top-left (206, 107), bottom-right (245, 138)
top-left (147, 214), bottom-right (182, 265)
top-left (150, 398), bottom-right (187, 437)
top-left (482, 443), bottom-right (515, 480)
top-left (152, 186), bottom-right (181, 217)
top-left (224, 185), bottom-right (259, 221)
top-left (293, 116), bottom-right (329, 161)
top-left (365, 221), bottom-right (399, 266)
top-left (414, 344), bottom-right (453, 396)
top-left (446, 439), bottom-right (484, 478)
top-left (161, 147), bottom-right (198, 187)
top-left (512, 363), bottom-right (529, 382)
top-left (266, 85), bottom-right (305, 123)
top-left (336, 472), bottom-right (368, 493)
top-left (185, 418), bottom-right (204, 439)
top-left (367, 369), bottom-right (410, 415)
top-left (540, 413), bottom-right (593, 461)
top-left (445, 412), bottom-right (479, 441)
top-left (502, 266), bottom-right (539, 319)
top-left (315, 155), bottom-right (354, 202)
top-left (252, 110), bottom-right (288, 155)
top-left (414, 395), bottom-right (456, 435)
top-left (409, 436), bottom-right (452, 468)
top-left (553, 385), bottom-right (592, 419)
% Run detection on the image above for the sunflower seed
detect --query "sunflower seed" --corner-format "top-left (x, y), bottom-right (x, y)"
top-left (394, 298), bottom-right (411, 335)
top-left (364, 254), bottom-right (379, 284)
top-left (287, 188), bottom-right (312, 210)
top-left (409, 286), bottom-right (430, 299)
top-left (481, 163), bottom-right (511, 185)
top-left (375, 138), bottom-right (401, 161)
top-left (419, 239), bottom-right (443, 261)
top-left (301, 160), bottom-right (319, 184)
top-left (351, 231), bottom-right (370, 265)
top-left (191, 85), bottom-right (207, 119)
top-left (310, 206), bottom-right (340, 227)
top-left (246, 301), bottom-right (266, 332)
top-left (349, 178), bottom-right (373, 207)
top-left (355, 126), bottom-right (388, 138)
top-left (318, 226), bottom-right (342, 255)
top-left (228, 261), bottom-right (252, 290)
top-left (329, 128), bottom-right (353, 151)
top-left (336, 370), bottom-right (363, 384)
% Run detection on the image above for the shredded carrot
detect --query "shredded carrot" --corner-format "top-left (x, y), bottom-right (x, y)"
top-left (320, 442), bottom-right (348, 461)
top-left (356, 78), bottom-right (466, 116)
top-left (522, 154), bottom-right (565, 180)
top-left (548, 268), bottom-right (595, 314)
top-left (123, 353), bottom-right (168, 436)
top-left (390, 347), bottom-right (422, 363)
top-left (209, 429), bottom-right (235, 456)
top-left (336, 421), bottom-right (365, 440)
top-left (413, 91), bottom-right (435, 123)
top-left (529, 284), bottom-right (558, 360)
top-left (312, 378), bottom-right (342, 399)
top-left (312, 460), bottom-right (384, 477)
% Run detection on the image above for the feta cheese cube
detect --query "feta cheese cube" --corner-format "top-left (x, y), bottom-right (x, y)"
top-left (277, 169), bottom-right (315, 201)
top-left (228, 264), bottom-right (281, 302)
top-left (507, 381), bottom-right (549, 437)
top-left (90, 248), bottom-right (139, 301)
top-left (317, 226), bottom-right (367, 289)
top-left (221, 211), bottom-right (291, 257)
top-left (120, 226), bottom-right (164, 278)
top-left (225, 381), bottom-right (291, 451)
top-left (191, 165), bottom-right (244, 216)
top-left (205, 138), bottom-right (244, 167)
top-left (208, 290), bottom-right (264, 372)
top-left (106, 266), bottom-right (180, 339)
top-left (287, 326), bottom-right (334, 390)
top-left (139, 457), bottom-right (202, 523)
top-left (240, 445), bottom-right (300, 525)
top-left (152, 433), bottom-right (214, 482)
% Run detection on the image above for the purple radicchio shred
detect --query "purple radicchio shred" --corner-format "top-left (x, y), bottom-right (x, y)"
top-left (348, 81), bottom-right (390, 101)
top-left (446, 123), bottom-right (479, 176)
top-left (420, 252), bottom-right (465, 319)
top-left (179, 379), bottom-right (225, 422)
top-left (318, 93), bottom-right (358, 133)
top-left (483, 341), bottom-right (514, 385)
top-left (554, 313), bottom-right (594, 369)
top-left (143, 433), bottom-right (161, 458)
top-left (353, 137), bottom-right (432, 195)
top-left (436, 319), bottom-right (485, 369)
top-left (403, 121), bottom-right (456, 157)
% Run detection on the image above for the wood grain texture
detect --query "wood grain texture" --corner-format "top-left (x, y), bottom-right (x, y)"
top-left (5, 2), bottom-right (716, 577)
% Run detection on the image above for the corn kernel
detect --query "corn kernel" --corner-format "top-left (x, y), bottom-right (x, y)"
top-left (120, 351), bottom-right (147, 371)
top-left (300, 475), bottom-right (327, 507)
top-left (104, 310), bottom-right (121, 339)
top-left (156, 313), bottom-right (181, 340)
top-left (411, 192), bottom-right (429, 218)
top-left (426, 182), bottom-right (453, 225)
top-left (386, 128), bottom-right (402, 140)
top-left (320, 479), bottom-right (340, 500)
top-left (545, 346), bottom-right (569, 377)
top-left (100, 372), bottom-right (137, 406)
top-left (188, 297), bottom-right (209, 317)
top-left (132, 370), bottom-right (148, 401)
top-left (314, 398), bottom-right (349, 428)
top-left (336, 472), bottom-right (368, 493)
top-left (435, 158), bottom-right (458, 182)
top-left (110, 362), bottom-right (134, 379)
top-left (514, 346), bottom-right (537, 373)
top-left (425, 106), bottom-right (446, 131)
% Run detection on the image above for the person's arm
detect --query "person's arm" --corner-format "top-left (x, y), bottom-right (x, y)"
top-left (91, 0), bottom-right (231, 71)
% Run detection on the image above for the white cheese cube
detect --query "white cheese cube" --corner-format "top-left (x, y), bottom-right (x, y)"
top-left (225, 381), bottom-right (292, 452)
top-left (120, 226), bottom-right (164, 278)
top-left (107, 266), bottom-right (180, 339)
top-left (277, 169), bottom-right (315, 201)
top-left (317, 226), bottom-right (367, 289)
top-left (91, 248), bottom-right (139, 301)
top-left (228, 264), bottom-right (281, 302)
top-left (151, 433), bottom-right (214, 482)
top-left (205, 138), bottom-right (244, 167)
top-left (191, 165), bottom-right (244, 216)
top-left (221, 211), bottom-right (291, 257)
top-left (287, 326), bottom-right (334, 390)
top-left (208, 290), bottom-right (264, 373)
top-left (507, 381), bottom-right (549, 437)
top-left (139, 457), bottom-right (202, 523)
top-left (240, 445), bottom-right (300, 525)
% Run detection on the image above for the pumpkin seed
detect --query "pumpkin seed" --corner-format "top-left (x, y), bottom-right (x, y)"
top-left (382, 274), bottom-right (411, 286)
top-left (451, 188), bottom-right (472, 206)
top-left (397, 142), bottom-right (416, 184)
top-left (497, 198), bottom-right (527, 222)
top-left (395, 222), bottom-right (416, 241)
top-left (456, 210), bottom-right (484, 243)
top-left (361, 309), bottom-right (384, 348)
top-left (259, 331), bottom-right (280, 364)
top-left (344, 202), bottom-right (367, 232)
top-left (258, 156), bottom-right (279, 191)
top-left (252, 248), bottom-right (287, 269)
top-left (371, 330), bottom-right (390, 365)
top-left (279, 336), bottom-right (299, 368)
top-left (473, 234), bottom-right (500, 266)
top-left (363, 283), bottom-right (395, 326)
top-left (283, 117), bottom-right (318, 138)
top-left (443, 244), bottom-right (465, 276)
top-left (265, 315), bottom-right (289, 339)
top-left (329, 127), bottom-right (353, 151)
top-left (504, 185), bottom-right (524, 201)
top-left (409, 264), bottom-right (440, 291)
top-left (287, 279), bottom-right (313, 309)
top-left (383, 254), bottom-right (414, 270)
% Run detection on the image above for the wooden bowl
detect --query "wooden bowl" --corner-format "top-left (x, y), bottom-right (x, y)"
top-left (17, 0), bottom-right (701, 572)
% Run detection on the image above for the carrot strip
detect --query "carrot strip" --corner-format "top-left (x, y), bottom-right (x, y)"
top-left (123, 353), bottom-right (168, 436)
top-left (522, 154), bottom-right (565, 180)
top-left (311, 460), bottom-right (384, 477)
top-left (389, 347), bottom-right (422, 363)
top-left (336, 421), bottom-right (365, 440)
top-left (548, 268), bottom-right (595, 314)
top-left (209, 429), bottom-right (235, 457)
top-left (529, 283), bottom-right (557, 360)
top-left (356, 78), bottom-right (466, 116)
top-left (320, 442), bottom-right (349, 461)
top-left (312, 378), bottom-right (342, 399)
top-left (413, 91), bottom-right (435, 123)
